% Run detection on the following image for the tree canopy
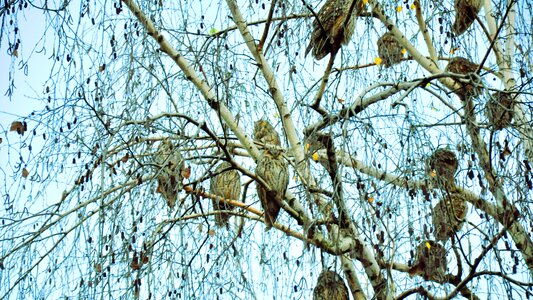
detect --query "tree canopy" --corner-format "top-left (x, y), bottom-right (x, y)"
top-left (1, 0), bottom-right (532, 299)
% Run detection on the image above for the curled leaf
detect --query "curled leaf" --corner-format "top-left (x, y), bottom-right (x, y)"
top-left (10, 121), bottom-right (27, 135)
top-left (130, 256), bottom-right (140, 270)
top-left (22, 168), bottom-right (29, 178)
top-left (94, 263), bottom-right (102, 273)
top-left (312, 152), bottom-right (320, 161)
top-left (181, 166), bottom-right (191, 179)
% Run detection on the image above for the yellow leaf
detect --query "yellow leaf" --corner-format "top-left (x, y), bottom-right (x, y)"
top-left (425, 241), bottom-right (431, 250)
top-left (209, 28), bottom-right (219, 35)
top-left (410, 4), bottom-right (416, 10)
top-left (430, 170), bottom-right (437, 177)
top-left (304, 143), bottom-right (310, 152)
top-left (273, 112), bottom-right (279, 118)
top-left (362, 0), bottom-right (368, 4)
top-left (374, 57), bottom-right (382, 65)
top-left (401, 48), bottom-right (407, 55)
top-left (312, 152), bottom-right (319, 161)
top-left (396, 6), bottom-right (402, 12)
top-left (425, 82), bottom-right (431, 88)
top-left (368, 197), bottom-right (374, 203)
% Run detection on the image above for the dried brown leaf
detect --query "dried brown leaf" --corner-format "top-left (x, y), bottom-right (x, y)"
top-left (10, 121), bottom-right (26, 135)
top-left (181, 166), bottom-right (191, 179)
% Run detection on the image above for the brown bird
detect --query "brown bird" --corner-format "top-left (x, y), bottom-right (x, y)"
top-left (409, 240), bottom-right (448, 283)
top-left (313, 270), bottom-right (349, 300)
top-left (485, 91), bottom-right (515, 130)
top-left (255, 147), bottom-right (289, 230)
top-left (305, 0), bottom-right (364, 60)
top-left (432, 193), bottom-right (468, 242)
top-left (426, 148), bottom-right (459, 190)
top-left (377, 32), bottom-right (403, 67)
top-left (445, 56), bottom-right (481, 99)
top-left (154, 139), bottom-right (186, 209)
top-left (253, 119), bottom-right (281, 147)
top-left (452, 0), bottom-right (483, 36)
top-left (210, 161), bottom-right (241, 228)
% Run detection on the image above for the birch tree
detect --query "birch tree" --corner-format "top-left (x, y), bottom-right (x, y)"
top-left (1, 0), bottom-right (532, 299)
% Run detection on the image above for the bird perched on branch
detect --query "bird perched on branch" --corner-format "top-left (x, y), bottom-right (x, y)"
top-left (313, 269), bottom-right (349, 300)
top-left (255, 147), bottom-right (289, 230)
top-left (426, 148), bottom-right (459, 190)
top-left (377, 32), bottom-right (403, 67)
top-left (452, 0), bottom-right (483, 36)
top-left (445, 56), bottom-right (481, 99)
top-left (409, 240), bottom-right (448, 283)
top-left (253, 119), bottom-right (281, 147)
top-left (485, 91), bottom-right (515, 130)
top-left (154, 139), bottom-right (186, 209)
top-left (305, 0), bottom-right (364, 60)
top-left (210, 161), bottom-right (241, 228)
top-left (432, 193), bottom-right (468, 242)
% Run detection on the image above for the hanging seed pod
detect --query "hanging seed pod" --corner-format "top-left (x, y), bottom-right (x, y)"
top-left (409, 240), bottom-right (448, 283)
top-left (210, 161), bottom-right (241, 228)
top-left (485, 91), bottom-right (515, 130)
top-left (377, 32), bottom-right (403, 67)
top-left (445, 57), bottom-right (481, 99)
top-left (312, 270), bottom-right (349, 300)
top-left (452, 0), bottom-right (483, 36)
top-left (432, 193), bottom-right (468, 242)
top-left (154, 139), bottom-right (186, 209)
top-left (426, 149), bottom-right (458, 190)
